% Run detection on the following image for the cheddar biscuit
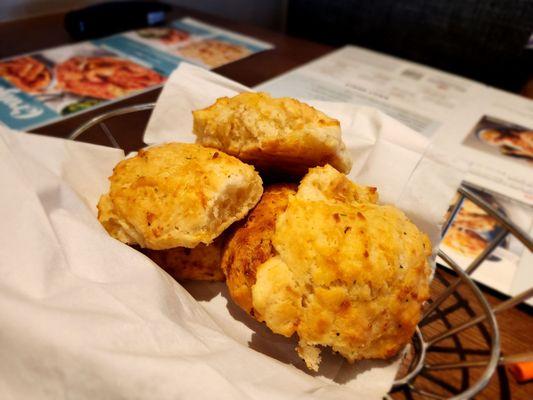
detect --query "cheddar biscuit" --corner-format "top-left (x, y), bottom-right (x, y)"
top-left (222, 166), bottom-right (431, 371)
top-left (222, 184), bottom-right (297, 313)
top-left (193, 92), bottom-right (352, 175)
top-left (98, 143), bottom-right (263, 250)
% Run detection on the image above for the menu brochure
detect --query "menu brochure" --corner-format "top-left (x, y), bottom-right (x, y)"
top-left (0, 17), bottom-right (272, 131)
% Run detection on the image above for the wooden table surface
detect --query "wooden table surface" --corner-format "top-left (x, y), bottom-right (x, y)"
top-left (1, 5), bottom-right (531, 400)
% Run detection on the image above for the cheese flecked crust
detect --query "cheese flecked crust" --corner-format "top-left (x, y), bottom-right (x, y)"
top-left (223, 165), bottom-right (431, 371)
top-left (98, 143), bottom-right (263, 250)
top-left (222, 184), bottom-right (297, 313)
top-left (193, 92), bottom-right (352, 174)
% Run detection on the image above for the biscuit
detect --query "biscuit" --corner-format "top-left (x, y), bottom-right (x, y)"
top-left (193, 92), bottom-right (352, 175)
top-left (222, 184), bottom-right (297, 313)
top-left (98, 143), bottom-right (263, 250)
top-left (142, 235), bottom-right (226, 282)
top-left (223, 166), bottom-right (431, 371)
top-left (296, 164), bottom-right (378, 204)
top-left (97, 193), bottom-right (137, 245)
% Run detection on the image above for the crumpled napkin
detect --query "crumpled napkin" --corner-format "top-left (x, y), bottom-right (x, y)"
top-left (0, 63), bottom-right (463, 400)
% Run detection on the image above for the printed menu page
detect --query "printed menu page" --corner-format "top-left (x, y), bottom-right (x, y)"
top-left (257, 46), bottom-right (533, 302)
top-left (0, 17), bottom-right (272, 131)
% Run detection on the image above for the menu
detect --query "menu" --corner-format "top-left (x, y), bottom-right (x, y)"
top-left (256, 46), bottom-right (533, 302)
top-left (0, 17), bottom-right (272, 131)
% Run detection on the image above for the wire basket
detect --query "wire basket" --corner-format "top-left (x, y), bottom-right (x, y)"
top-left (70, 103), bottom-right (533, 400)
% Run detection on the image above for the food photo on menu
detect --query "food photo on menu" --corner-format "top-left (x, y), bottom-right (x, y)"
top-left (440, 184), bottom-right (531, 293)
top-left (462, 116), bottom-right (533, 164)
top-left (136, 27), bottom-right (191, 45)
top-left (130, 19), bottom-right (260, 68)
top-left (0, 2), bottom-right (532, 400)
top-left (0, 43), bottom-right (165, 115)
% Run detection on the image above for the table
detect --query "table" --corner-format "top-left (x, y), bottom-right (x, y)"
top-left (1, 5), bottom-right (531, 400)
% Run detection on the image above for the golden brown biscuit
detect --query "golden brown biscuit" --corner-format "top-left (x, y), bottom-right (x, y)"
top-left (97, 193), bottom-right (137, 245)
top-left (296, 164), bottom-right (378, 204)
top-left (223, 166), bottom-right (431, 371)
top-left (98, 143), bottom-right (263, 250)
top-left (142, 235), bottom-right (226, 282)
top-left (222, 184), bottom-right (297, 313)
top-left (193, 92), bottom-right (352, 175)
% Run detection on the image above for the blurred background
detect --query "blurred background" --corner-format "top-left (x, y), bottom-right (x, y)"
top-left (1, 0), bottom-right (531, 91)
top-left (0, 0), bottom-right (285, 28)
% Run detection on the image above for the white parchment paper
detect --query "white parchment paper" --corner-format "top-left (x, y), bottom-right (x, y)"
top-left (0, 63), bottom-right (463, 400)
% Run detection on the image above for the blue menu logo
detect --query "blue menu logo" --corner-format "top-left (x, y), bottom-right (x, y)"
top-left (0, 78), bottom-right (58, 130)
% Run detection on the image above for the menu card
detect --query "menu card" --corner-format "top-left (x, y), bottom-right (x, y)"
top-left (0, 17), bottom-right (272, 131)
